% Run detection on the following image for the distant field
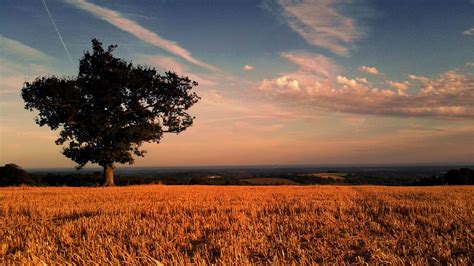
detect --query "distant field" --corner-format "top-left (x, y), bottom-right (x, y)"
top-left (240, 177), bottom-right (298, 185)
top-left (299, 172), bottom-right (347, 180)
top-left (1, 185), bottom-right (473, 264)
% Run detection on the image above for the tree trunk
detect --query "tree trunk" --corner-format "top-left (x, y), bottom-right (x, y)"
top-left (103, 165), bottom-right (115, 186)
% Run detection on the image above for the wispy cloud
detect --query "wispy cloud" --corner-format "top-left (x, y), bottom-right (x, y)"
top-left (277, 0), bottom-right (362, 56)
top-left (462, 27), bottom-right (474, 36)
top-left (0, 59), bottom-right (53, 95)
top-left (0, 36), bottom-right (55, 94)
top-left (0, 35), bottom-right (52, 62)
top-left (135, 54), bottom-right (217, 86)
top-left (358, 65), bottom-right (379, 74)
top-left (65, 0), bottom-right (220, 72)
top-left (280, 52), bottom-right (340, 78)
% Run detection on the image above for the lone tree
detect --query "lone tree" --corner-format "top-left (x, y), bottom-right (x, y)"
top-left (22, 39), bottom-right (200, 186)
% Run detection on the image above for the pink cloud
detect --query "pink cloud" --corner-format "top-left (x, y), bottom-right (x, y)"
top-left (280, 52), bottom-right (340, 78)
top-left (358, 65), bottom-right (379, 74)
top-left (243, 65), bottom-right (255, 71)
top-left (408, 74), bottom-right (430, 83)
top-left (258, 56), bottom-right (474, 119)
top-left (387, 80), bottom-right (410, 95)
top-left (259, 52), bottom-right (340, 97)
top-left (259, 76), bottom-right (301, 95)
top-left (277, 0), bottom-right (362, 56)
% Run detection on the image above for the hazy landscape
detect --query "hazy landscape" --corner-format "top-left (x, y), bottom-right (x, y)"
top-left (3, 164), bottom-right (474, 186)
top-left (1, 0), bottom-right (473, 264)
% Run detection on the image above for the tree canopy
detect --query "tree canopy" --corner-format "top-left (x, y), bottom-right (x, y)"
top-left (22, 39), bottom-right (200, 185)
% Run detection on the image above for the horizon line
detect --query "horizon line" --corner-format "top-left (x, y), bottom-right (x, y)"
top-left (22, 163), bottom-right (474, 171)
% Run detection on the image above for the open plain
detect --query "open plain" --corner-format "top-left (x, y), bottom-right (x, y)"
top-left (1, 185), bottom-right (473, 264)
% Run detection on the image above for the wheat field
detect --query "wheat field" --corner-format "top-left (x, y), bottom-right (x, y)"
top-left (1, 185), bottom-right (473, 264)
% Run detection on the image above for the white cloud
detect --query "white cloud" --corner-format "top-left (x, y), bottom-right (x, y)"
top-left (358, 65), bottom-right (379, 74)
top-left (276, 76), bottom-right (300, 92)
top-left (243, 65), bottom-right (255, 71)
top-left (408, 74), bottom-right (430, 85)
top-left (356, 77), bottom-right (369, 84)
top-left (462, 27), bottom-right (474, 36)
top-left (259, 76), bottom-right (300, 94)
top-left (277, 0), bottom-right (362, 56)
top-left (65, 0), bottom-right (219, 72)
top-left (259, 52), bottom-right (340, 95)
top-left (262, 52), bottom-right (474, 119)
top-left (258, 59), bottom-right (474, 119)
top-left (414, 70), bottom-right (472, 95)
top-left (336, 75), bottom-right (358, 88)
top-left (387, 80), bottom-right (410, 95)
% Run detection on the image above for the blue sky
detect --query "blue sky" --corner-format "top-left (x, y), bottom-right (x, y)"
top-left (1, 0), bottom-right (473, 167)
top-left (2, 1), bottom-right (472, 77)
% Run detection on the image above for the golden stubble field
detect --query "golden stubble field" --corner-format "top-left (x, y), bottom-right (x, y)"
top-left (1, 185), bottom-right (473, 264)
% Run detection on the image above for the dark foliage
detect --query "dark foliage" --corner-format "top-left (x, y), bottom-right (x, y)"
top-left (412, 168), bottom-right (474, 186)
top-left (0, 164), bottom-right (33, 186)
top-left (41, 173), bottom-right (103, 187)
top-left (344, 173), bottom-right (416, 186)
top-left (411, 176), bottom-right (444, 186)
top-left (443, 168), bottom-right (474, 184)
top-left (188, 177), bottom-right (241, 185)
top-left (285, 175), bottom-right (337, 185)
top-left (21, 39), bottom-right (199, 174)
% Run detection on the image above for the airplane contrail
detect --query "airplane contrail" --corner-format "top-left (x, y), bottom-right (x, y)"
top-left (41, 0), bottom-right (74, 65)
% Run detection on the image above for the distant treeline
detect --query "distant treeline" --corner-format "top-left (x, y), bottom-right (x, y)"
top-left (0, 163), bottom-right (473, 187)
top-left (343, 168), bottom-right (474, 186)
top-left (410, 168), bottom-right (474, 186)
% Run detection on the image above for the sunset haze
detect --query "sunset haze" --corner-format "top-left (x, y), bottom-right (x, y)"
top-left (1, 0), bottom-right (473, 168)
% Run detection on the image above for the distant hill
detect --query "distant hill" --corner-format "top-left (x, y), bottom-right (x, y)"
top-left (1, 164), bottom-right (473, 186)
